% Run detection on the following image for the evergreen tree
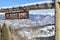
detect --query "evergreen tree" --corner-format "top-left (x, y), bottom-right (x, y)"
top-left (1, 23), bottom-right (9, 40)
top-left (0, 24), bottom-right (1, 31)
top-left (0, 24), bottom-right (1, 40)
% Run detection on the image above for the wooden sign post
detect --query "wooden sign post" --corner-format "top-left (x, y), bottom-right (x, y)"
top-left (55, 0), bottom-right (60, 40)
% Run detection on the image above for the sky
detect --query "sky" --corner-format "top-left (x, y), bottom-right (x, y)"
top-left (0, 0), bottom-right (54, 15)
top-left (0, 0), bottom-right (53, 7)
top-left (29, 9), bottom-right (55, 15)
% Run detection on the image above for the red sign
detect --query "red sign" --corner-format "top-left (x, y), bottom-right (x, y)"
top-left (5, 11), bottom-right (29, 19)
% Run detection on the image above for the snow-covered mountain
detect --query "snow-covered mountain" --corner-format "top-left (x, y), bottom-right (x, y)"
top-left (0, 14), bottom-right (55, 29)
top-left (29, 14), bottom-right (54, 25)
top-left (0, 14), bottom-right (5, 20)
top-left (0, 14), bottom-right (55, 38)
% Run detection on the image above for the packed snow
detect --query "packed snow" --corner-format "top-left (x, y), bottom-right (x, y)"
top-left (18, 25), bottom-right (55, 39)
top-left (0, 18), bottom-right (54, 29)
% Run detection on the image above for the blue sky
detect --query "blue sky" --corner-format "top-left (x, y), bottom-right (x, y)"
top-left (0, 0), bottom-right (53, 7)
top-left (0, 0), bottom-right (43, 7)
top-left (29, 9), bottom-right (55, 15)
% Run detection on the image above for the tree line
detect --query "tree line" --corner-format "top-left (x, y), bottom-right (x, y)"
top-left (0, 23), bottom-right (10, 40)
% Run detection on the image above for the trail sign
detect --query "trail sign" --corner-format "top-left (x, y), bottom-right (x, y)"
top-left (5, 11), bottom-right (29, 19)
